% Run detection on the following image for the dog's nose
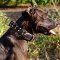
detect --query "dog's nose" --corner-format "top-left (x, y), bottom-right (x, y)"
top-left (54, 21), bottom-right (58, 27)
top-left (48, 21), bottom-right (58, 29)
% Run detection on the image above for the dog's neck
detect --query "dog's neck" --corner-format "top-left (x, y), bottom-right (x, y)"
top-left (9, 21), bottom-right (26, 38)
top-left (9, 11), bottom-right (36, 35)
top-left (21, 11), bottom-right (36, 34)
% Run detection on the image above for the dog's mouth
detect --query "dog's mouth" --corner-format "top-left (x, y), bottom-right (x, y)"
top-left (36, 26), bottom-right (57, 36)
top-left (49, 30), bottom-right (57, 36)
top-left (42, 29), bottom-right (57, 36)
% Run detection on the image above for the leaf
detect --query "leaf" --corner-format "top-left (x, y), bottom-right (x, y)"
top-left (0, 11), bottom-right (11, 37)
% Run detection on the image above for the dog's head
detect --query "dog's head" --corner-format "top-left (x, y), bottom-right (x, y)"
top-left (26, 6), bottom-right (58, 35)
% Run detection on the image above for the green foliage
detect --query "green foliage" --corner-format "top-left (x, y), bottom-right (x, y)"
top-left (0, 0), bottom-right (3, 5)
top-left (0, 0), bottom-right (9, 6)
top-left (6, 0), bottom-right (17, 6)
top-left (0, 11), bottom-right (11, 37)
top-left (50, 0), bottom-right (60, 4)
top-left (28, 34), bottom-right (60, 58)
top-left (47, 9), bottom-right (59, 20)
top-left (0, 0), bottom-right (60, 6)
top-left (35, 0), bottom-right (49, 5)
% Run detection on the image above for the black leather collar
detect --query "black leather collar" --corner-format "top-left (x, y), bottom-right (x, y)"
top-left (9, 21), bottom-right (33, 41)
top-left (9, 21), bottom-right (26, 38)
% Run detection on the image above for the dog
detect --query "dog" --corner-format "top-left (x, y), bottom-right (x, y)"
top-left (0, 6), bottom-right (58, 60)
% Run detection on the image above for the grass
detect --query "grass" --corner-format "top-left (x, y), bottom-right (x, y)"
top-left (0, 0), bottom-right (60, 7)
top-left (0, 11), bottom-right (11, 37)
top-left (28, 34), bottom-right (60, 59)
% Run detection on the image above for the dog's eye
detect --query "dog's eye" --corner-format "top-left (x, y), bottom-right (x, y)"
top-left (30, 9), bottom-right (32, 13)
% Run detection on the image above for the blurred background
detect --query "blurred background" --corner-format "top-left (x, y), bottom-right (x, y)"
top-left (0, 0), bottom-right (60, 7)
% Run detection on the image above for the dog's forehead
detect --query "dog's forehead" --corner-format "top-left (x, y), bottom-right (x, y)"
top-left (26, 7), bottom-right (58, 24)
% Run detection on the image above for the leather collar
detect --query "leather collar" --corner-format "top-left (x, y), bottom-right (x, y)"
top-left (9, 21), bottom-right (26, 38)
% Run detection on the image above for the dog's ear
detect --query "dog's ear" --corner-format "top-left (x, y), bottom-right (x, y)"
top-left (26, 6), bottom-right (37, 15)
top-left (26, 7), bottom-right (32, 15)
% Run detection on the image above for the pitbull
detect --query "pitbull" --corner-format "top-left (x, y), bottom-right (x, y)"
top-left (0, 6), bottom-right (58, 60)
